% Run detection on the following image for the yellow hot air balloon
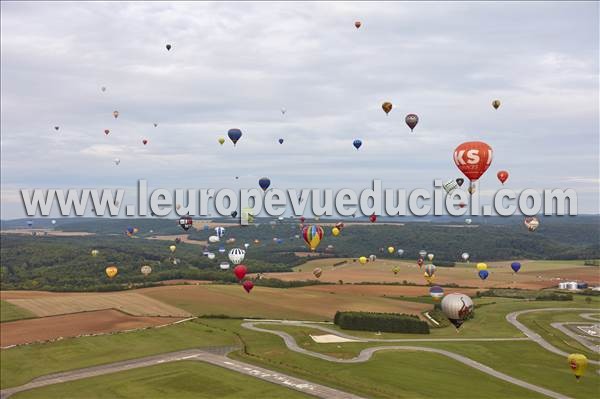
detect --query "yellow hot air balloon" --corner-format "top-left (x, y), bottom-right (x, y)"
top-left (382, 102), bottom-right (393, 115)
top-left (332, 227), bottom-right (340, 236)
top-left (133, 227), bottom-right (139, 234)
top-left (567, 354), bottom-right (588, 380)
top-left (387, 246), bottom-right (395, 254)
top-left (169, 245), bottom-right (176, 253)
top-left (91, 249), bottom-right (99, 257)
top-left (424, 272), bottom-right (434, 285)
top-left (476, 262), bottom-right (487, 271)
top-left (218, 137), bottom-right (225, 145)
top-left (359, 256), bottom-right (368, 265)
top-left (392, 266), bottom-right (400, 275)
top-left (105, 265), bottom-right (118, 279)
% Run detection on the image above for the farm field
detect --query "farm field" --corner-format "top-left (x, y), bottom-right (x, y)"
top-left (1, 291), bottom-right (191, 318)
top-left (11, 361), bottom-right (313, 399)
top-left (261, 258), bottom-right (600, 289)
top-left (1, 309), bottom-right (184, 347)
top-left (0, 300), bottom-right (36, 323)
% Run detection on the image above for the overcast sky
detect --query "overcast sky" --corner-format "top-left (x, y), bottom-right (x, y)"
top-left (1, 1), bottom-right (598, 219)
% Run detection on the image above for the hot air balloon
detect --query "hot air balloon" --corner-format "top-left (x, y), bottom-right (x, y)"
top-left (231, 211), bottom-right (238, 218)
top-left (215, 227), bottom-right (225, 238)
top-left (218, 246), bottom-right (226, 254)
top-left (278, 138), bottom-right (284, 144)
top-left (478, 270), bottom-right (489, 280)
top-left (417, 258), bottom-right (424, 268)
top-left (453, 141), bottom-right (493, 182)
top-left (424, 264), bottom-right (436, 277)
top-left (208, 253), bottom-right (216, 260)
top-left (51, 219), bottom-right (57, 225)
top-left (355, 21), bottom-right (361, 29)
top-left (142, 139), bottom-right (148, 145)
top-left (218, 137), bottom-right (225, 145)
top-left (178, 215), bottom-right (193, 231)
top-left (511, 262), bottom-right (521, 273)
top-left (476, 263), bottom-right (487, 271)
top-left (441, 293), bottom-right (474, 329)
top-left (429, 286), bottom-right (444, 301)
top-left (234, 264), bottom-right (247, 280)
top-left (397, 249), bottom-right (404, 256)
top-left (91, 249), bottom-right (99, 257)
top-left (359, 256), bottom-right (367, 265)
top-left (258, 177), bottom-right (271, 191)
top-left (419, 250), bottom-right (427, 258)
top-left (175, 238), bottom-right (182, 244)
top-left (382, 102), bottom-right (393, 115)
top-left (353, 139), bottom-right (362, 150)
top-left (105, 266), bottom-right (118, 279)
top-left (113, 111), bottom-right (119, 119)
top-left (114, 158), bottom-right (120, 165)
top-left (153, 123), bottom-right (158, 127)
top-left (141, 265), bottom-right (152, 276)
top-left (281, 107), bottom-right (286, 115)
top-left (104, 129), bottom-right (110, 135)
top-left (299, 216), bottom-right (306, 224)
top-left (392, 266), bottom-right (400, 275)
top-left (166, 44), bottom-right (172, 51)
top-left (101, 86), bottom-right (106, 92)
top-left (497, 170), bottom-right (509, 184)
top-left (332, 227), bottom-right (340, 236)
top-left (443, 179), bottom-right (459, 194)
top-left (424, 272), bottom-right (434, 285)
top-left (169, 245), bottom-right (176, 253)
top-left (313, 268), bottom-right (323, 278)
top-left (370, 214), bottom-right (377, 223)
top-left (456, 178), bottom-right (465, 187)
top-left (405, 114), bottom-right (419, 132)
top-left (302, 225), bottom-right (324, 251)
top-left (219, 262), bottom-right (230, 270)
top-left (427, 253), bottom-right (435, 261)
top-left (208, 235), bottom-right (219, 243)
top-left (567, 353), bottom-right (588, 380)
top-left (369, 254), bottom-right (377, 262)
top-left (492, 100), bottom-right (501, 110)
top-left (243, 280), bottom-right (254, 293)
top-left (228, 128), bottom-right (242, 146)
top-left (524, 217), bottom-right (540, 232)
top-left (462, 252), bottom-right (470, 262)
top-left (228, 248), bottom-right (246, 265)
top-left (244, 243), bottom-right (250, 249)
top-left (465, 218), bottom-right (472, 225)
top-left (387, 246), bottom-right (395, 254)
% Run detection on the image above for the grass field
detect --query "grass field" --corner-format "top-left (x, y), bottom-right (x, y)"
top-left (12, 361), bottom-right (313, 399)
top-left (0, 319), bottom-right (236, 389)
top-left (1, 291), bottom-right (190, 317)
top-left (264, 258), bottom-right (599, 290)
top-left (0, 300), bottom-right (35, 323)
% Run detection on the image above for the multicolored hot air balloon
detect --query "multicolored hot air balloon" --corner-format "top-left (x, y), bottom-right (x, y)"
top-left (405, 114), bottom-right (419, 132)
top-left (424, 264), bottom-right (436, 278)
top-left (511, 262), bottom-right (521, 273)
top-left (353, 139), bottom-right (362, 150)
top-left (382, 102), bottom-right (393, 115)
top-left (302, 225), bottom-right (324, 251)
top-left (178, 215), bottom-right (193, 231)
top-left (313, 268), bottom-right (323, 278)
top-left (441, 293), bottom-right (474, 329)
top-left (105, 265), bottom-right (118, 279)
top-left (429, 286), bottom-right (444, 301)
top-left (454, 141), bottom-right (493, 182)
top-left (497, 170), bottom-right (509, 184)
top-left (567, 353), bottom-right (588, 380)
top-left (228, 128), bottom-right (242, 146)
top-left (524, 217), bottom-right (540, 232)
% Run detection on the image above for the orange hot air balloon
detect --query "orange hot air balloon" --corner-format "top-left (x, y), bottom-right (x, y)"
top-left (382, 102), bottom-right (393, 115)
top-left (105, 265), bottom-right (118, 279)
top-left (497, 170), bottom-right (509, 184)
top-left (453, 141), bottom-right (493, 182)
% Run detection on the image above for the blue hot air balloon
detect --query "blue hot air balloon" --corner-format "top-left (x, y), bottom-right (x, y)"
top-left (27, 220), bottom-right (33, 228)
top-left (276, 238), bottom-right (284, 244)
top-left (353, 139), bottom-right (362, 150)
top-left (218, 246), bottom-right (226, 254)
top-left (228, 128), bottom-right (242, 146)
top-left (259, 177), bottom-right (271, 191)
top-left (127, 226), bottom-right (134, 234)
top-left (278, 138), bottom-right (284, 144)
top-left (511, 262), bottom-right (521, 273)
top-left (478, 270), bottom-right (489, 280)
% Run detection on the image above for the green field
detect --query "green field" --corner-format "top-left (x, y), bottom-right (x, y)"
top-left (0, 300), bottom-right (35, 322)
top-left (1, 319), bottom-right (237, 389)
top-left (12, 361), bottom-right (313, 399)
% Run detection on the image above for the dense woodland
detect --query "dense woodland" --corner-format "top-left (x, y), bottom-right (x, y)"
top-left (1, 216), bottom-right (598, 291)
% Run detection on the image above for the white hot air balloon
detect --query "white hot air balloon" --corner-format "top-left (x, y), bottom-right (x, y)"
top-left (208, 235), bottom-right (220, 243)
top-left (219, 262), bottom-right (230, 270)
top-left (244, 243), bottom-right (250, 249)
top-left (427, 253), bottom-right (435, 261)
top-left (465, 218), bottom-right (472, 225)
top-left (207, 253), bottom-right (216, 260)
top-left (368, 254), bottom-right (377, 262)
top-left (461, 252), bottom-right (470, 262)
top-left (397, 249), bottom-right (404, 256)
top-left (141, 265), bottom-right (152, 276)
top-left (419, 250), bottom-right (427, 258)
top-left (228, 248), bottom-right (246, 265)
top-left (114, 158), bottom-right (121, 165)
top-left (441, 293), bottom-right (474, 329)
top-left (51, 219), bottom-right (57, 225)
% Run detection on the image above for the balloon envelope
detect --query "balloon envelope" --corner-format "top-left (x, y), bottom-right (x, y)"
top-left (313, 268), bottom-right (322, 278)
top-left (478, 270), bottom-right (489, 280)
top-left (476, 262), bottom-right (487, 271)
top-left (382, 102), bottom-right (393, 114)
top-left (234, 264), bottom-right (247, 280)
top-left (228, 128), bottom-right (242, 145)
top-left (302, 225), bottom-right (324, 251)
top-left (429, 286), bottom-right (444, 301)
top-left (258, 177), bottom-right (271, 191)
top-left (511, 262), bottom-right (521, 273)
top-left (497, 170), bottom-right (509, 184)
top-left (228, 248), bottom-right (246, 265)
top-left (441, 293), bottom-right (474, 329)
top-left (453, 141), bottom-right (493, 181)
top-left (353, 139), bottom-right (362, 150)
top-left (405, 114), bottom-right (419, 131)
top-left (105, 266), bottom-right (118, 279)
top-left (359, 256), bottom-right (367, 264)
top-left (242, 280), bottom-right (254, 293)
top-left (567, 353), bottom-right (588, 380)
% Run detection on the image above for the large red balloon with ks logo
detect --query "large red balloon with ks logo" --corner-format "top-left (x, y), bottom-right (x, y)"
top-left (453, 141), bottom-right (493, 181)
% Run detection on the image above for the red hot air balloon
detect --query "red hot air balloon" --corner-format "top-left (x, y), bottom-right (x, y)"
top-left (234, 264), bottom-right (247, 280)
top-left (497, 170), bottom-right (509, 184)
top-left (370, 214), bottom-right (377, 223)
top-left (453, 141), bottom-right (493, 182)
top-left (142, 139), bottom-right (148, 145)
top-left (243, 280), bottom-right (254, 293)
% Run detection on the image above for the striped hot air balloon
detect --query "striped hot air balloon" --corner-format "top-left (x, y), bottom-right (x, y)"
top-left (302, 225), bottom-right (324, 251)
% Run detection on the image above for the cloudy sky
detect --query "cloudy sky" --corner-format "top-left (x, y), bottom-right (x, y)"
top-left (1, 1), bottom-right (598, 218)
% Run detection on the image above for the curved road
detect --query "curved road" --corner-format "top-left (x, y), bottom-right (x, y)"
top-left (242, 322), bottom-right (571, 399)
